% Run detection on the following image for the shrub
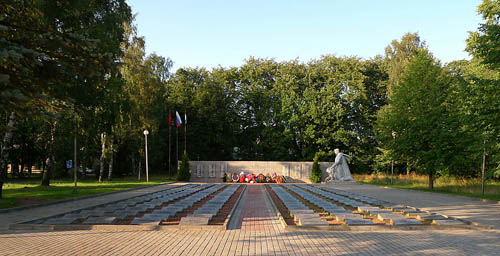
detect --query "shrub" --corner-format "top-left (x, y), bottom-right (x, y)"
top-left (176, 151), bottom-right (191, 181)
top-left (310, 152), bottom-right (322, 183)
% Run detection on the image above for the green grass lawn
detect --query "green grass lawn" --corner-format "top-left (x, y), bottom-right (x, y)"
top-left (354, 174), bottom-right (500, 201)
top-left (0, 176), bottom-right (173, 209)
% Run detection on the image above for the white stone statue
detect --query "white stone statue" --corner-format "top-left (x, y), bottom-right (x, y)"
top-left (325, 149), bottom-right (354, 182)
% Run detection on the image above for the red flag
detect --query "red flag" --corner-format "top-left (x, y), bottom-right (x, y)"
top-left (169, 112), bottom-right (172, 126)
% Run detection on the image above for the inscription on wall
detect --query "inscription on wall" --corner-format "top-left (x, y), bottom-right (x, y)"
top-left (188, 161), bottom-right (334, 183)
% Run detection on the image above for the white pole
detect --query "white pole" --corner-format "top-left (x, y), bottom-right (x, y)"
top-left (73, 106), bottom-right (77, 193)
top-left (144, 130), bottom-right (149, 182)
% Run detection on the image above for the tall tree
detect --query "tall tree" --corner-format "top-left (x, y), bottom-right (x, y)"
top-left (384, 32), bottom-right (427, 95)
top-left (377, 51), bottom-right (462, 189)
top-left (466, 0), bottom-right (500, 175)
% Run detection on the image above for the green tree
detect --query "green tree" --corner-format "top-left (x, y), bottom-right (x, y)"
top-left (309, 152), bottom-right (322, 183)
top-left (466, 0), bottom-right (500, 176)
top-left (377, 51), bottom-right (462, 189)
top-left (177, 151), bottom-right (191, 181)
top-left (385, 32), bottom-right (427, 95)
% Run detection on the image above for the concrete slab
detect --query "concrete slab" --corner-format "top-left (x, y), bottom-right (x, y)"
top-left (130, 218), bottom-right (161, 225)
top-left (83, 217), bottom-right (116, 224)
top-left (43, 218), bottom-right (77, 225)
top-left (344, 218), bottom-right (375, 225)
top-left (432, 219), bottom-right (466, 225)
top-left (391, 218), bottom-right (423, 225)
top-left (179, 216), bottom-right (210, 225)
top-left (418, 214), bottom-right (448, 221)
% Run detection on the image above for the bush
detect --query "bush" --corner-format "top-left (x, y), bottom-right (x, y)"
top-left (176, 151), bottom-right (191, 181)
top-left (310, 152), bottom-right (322, 183)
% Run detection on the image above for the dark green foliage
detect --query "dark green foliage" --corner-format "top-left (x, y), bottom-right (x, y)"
top-left (176, 152), bottom-right (191, 182)
top-left (310, 153), bottom-right (322, 183)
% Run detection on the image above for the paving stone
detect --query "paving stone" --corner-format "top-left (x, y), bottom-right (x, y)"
top-left (83, 217), bottom-right (116, 224)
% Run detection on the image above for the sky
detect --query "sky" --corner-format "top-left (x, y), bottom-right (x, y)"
top-left (127, 0), bottom-right (483, 71)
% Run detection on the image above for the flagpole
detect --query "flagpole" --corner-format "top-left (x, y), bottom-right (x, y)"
top-left (168, 112), bottom-right (171, 177)
top-left (184, 112), bottom-right (187, 153)
top-left (176, 121), bottom-right (178, 172)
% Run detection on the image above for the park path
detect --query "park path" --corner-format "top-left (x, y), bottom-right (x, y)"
top-left (232, 184), bottom-right (282, 231)
top-left (0, 182), bottom-right (178, 230)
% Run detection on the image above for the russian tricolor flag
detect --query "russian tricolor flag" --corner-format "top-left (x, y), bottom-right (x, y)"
top-left (175, 111), bottom-right (182, 127)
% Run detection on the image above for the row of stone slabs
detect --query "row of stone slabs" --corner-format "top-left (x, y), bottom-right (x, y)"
top-left (37, 183), bottom-right (240, 226)
top-left (271, 184), bottom-right (464, 227)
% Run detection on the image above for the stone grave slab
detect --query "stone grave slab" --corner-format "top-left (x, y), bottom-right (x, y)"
top-left (358, 206), bottom-right (381, 212)
top-left (417, 214), bottom-right (448, 221)
top-left (130, 218), bottom-right (161, 225)
top-left (179, 215), bottom-right (211, 225)
top-left (43, 218), bottom-right (77, 225)
top-left (83, 217), bottom-right (116, 224)
top-left (334, 214), bottom-right (364, 221)
top-left (391, 218), bottom-right (422, 225)
top-left (344, 218), bottom-right (375, 225)
top-left (403, 210), bottom-right (429, 217)
top-left (432, 219), bottom-right (465, 225)
top-left (377, 213), bottom-right (406, 221)
top-left (327, 209), bottom-right (352, 214)
top-left (298, 218), bottom-right (328, 226)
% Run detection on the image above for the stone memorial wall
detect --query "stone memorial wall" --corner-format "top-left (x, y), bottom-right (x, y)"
top-left (188, 161), bottom-right (334, 183)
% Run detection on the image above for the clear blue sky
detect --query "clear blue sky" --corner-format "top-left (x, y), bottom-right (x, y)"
top-left (127, 0), bottom-right (483, 71)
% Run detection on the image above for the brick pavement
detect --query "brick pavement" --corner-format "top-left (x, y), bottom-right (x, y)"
top-left (236, 185), bottom-right (281, 232)
top-left (0, 228), bottom-right (499, 255)
top-left (2, 182), bottom-right (500, 255)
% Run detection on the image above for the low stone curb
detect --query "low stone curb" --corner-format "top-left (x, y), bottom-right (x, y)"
top-left (0, 182), bottom-right (174, 214)
top-left (223, 184), bottom-right (247, 230)
top-left (263, 185), bottom-right (288, 230)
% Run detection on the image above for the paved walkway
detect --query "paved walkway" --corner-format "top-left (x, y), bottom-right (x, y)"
top-left (1, 182), bottom-right (500, 255)
top-left (0, 182), bottom-right (178, 230)
top-left (233, 185), bottom-right (281, 231)
top-left (317, 182), bottom-right (500, 229)
top-left (1, 228), bottom-right (499, 255)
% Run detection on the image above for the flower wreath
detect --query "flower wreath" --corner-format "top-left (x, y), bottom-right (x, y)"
top-left (232, 172), bottom-right (239, 182)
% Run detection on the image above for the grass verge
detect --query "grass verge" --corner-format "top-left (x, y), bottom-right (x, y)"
top-left (0, 176), bottom-right (173, 209)
top-left (353, 174), bottom-right (500, 201)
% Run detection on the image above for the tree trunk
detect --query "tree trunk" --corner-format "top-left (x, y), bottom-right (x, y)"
top-left (131, 155), bottom-right (136, 175)
top-left (41, 122), bottom-right (56, 187)
top-left (0, 112), bottom-right (17, 198)
top-left (107, 137), bottom-right (113, 181)
top-left (11, 160), bottom-right (19, 178)
top-left (19, 160), bottom-right (25, 178)
top-left (138, 159), bottom-right (141, 180)
top-left (28, 162), bottom-right (32, 177)
top-left (81, 155), bottom-right (86, 179)
top-left (99, 132), bottom-right (106, 182)
top-left (428, 171), bottom-right (434, 190)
